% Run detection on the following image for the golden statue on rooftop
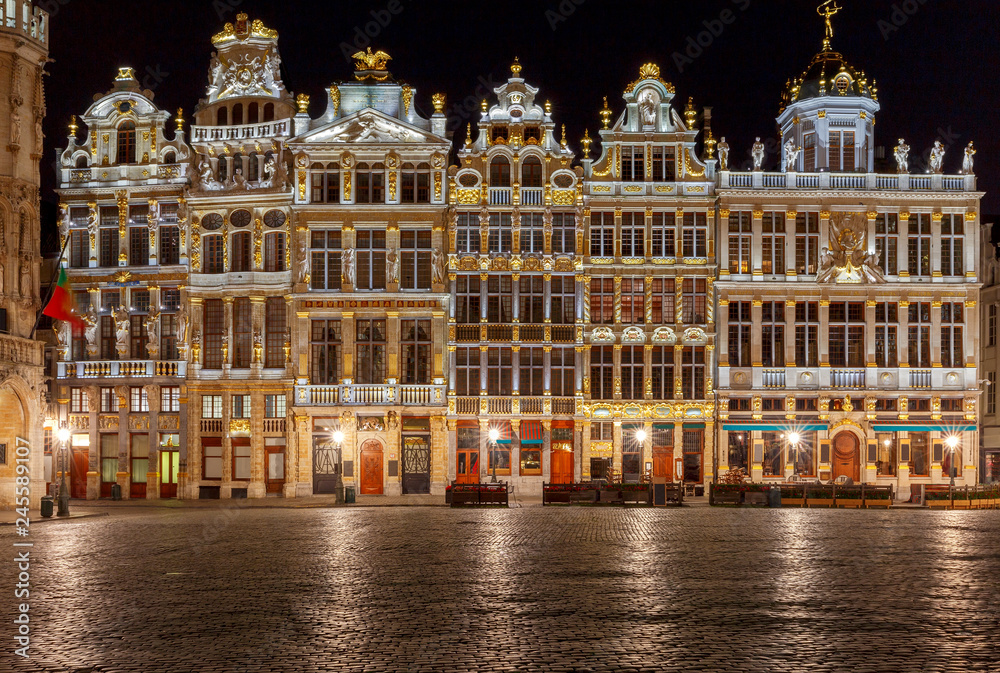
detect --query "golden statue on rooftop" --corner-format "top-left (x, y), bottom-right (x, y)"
top-left (352, 48), bottom-right (392, 72)
top-left (818, 0), bottom-right (842, 50)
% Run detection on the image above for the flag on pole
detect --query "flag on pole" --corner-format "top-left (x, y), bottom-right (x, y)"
top-left (42, 267), bottom-right (85, 329)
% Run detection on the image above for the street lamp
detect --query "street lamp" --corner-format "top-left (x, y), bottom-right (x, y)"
top-left (788, 432), bottom-right (801, 480)
top-left (56, 426), bottom-right (71, 516)
top-left (488, 427), bottom-right (500, 483)
top-left (945, 435), bottom-right (960, 492)
top-left (332, 430), bottom-right (345, 503)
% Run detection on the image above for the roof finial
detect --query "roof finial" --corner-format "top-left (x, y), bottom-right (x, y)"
top-left (818, 0), bottom-right (842, 51)
top-left (511, 57), bottom-right (522, 77)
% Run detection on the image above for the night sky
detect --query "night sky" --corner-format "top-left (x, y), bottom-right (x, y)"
top-left (39, 0), bottom-right (1000, 244)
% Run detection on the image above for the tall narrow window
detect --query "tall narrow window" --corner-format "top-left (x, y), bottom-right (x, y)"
top-left (310, 231), bottom-right (341, 291)
top-left (129, 290), bottom-right (148, 358)
top-left (521, 157), bottom-right (542, 187)
top-left (590, 346), bottom-right (615, 400)
top-left (455, 347), bottom-right (479, 396)
top-left (551, 212), bottom-right (575, 254)
top-left (681, 347), bottom-right (705, 399)
top-left (621, 346), bottom-right (644, 400)
top-left (761, 212), bottom-right (785, 275)
top-left (488, 213), bottom-right (512, 254)
top-left (69, 229), bottom-right (89, 267)
top-left (264, 232), bottom-right (286, 272)
top-left (803, 130), bottom-right (816, 171)
top-left (356, 319), bottom-right (386, 384)
top-left (100, 290), bottom-right (119, 360)
top-left (940, 214), bottom-right (964, 277)
top-left (682, 212), bottom-right (707, 258)
top-left (551, 348), bottom-right (575, 397)
top-left (621, 278), bottom-right (644, 325)
top-left (519, 347), bottom-right (544, 396)
top-left (487, 276), bottom-right (513, 323)
top-left (590, 212), bottom-right (614, 257)
top-left (908, 214), bottom-right (932, 277)
top-left (651, 278), bottom-right (675, 324)
top-left (490, 157), bottom-right (511, 186)
top-left (761, 302), bottom-right (785, 368)
top-left (311, 162), bottom-right (340, 203)
top-left (116, 121), bottom-right (136, 164)
top-left (356, 230), bottom-right (386, 291)
top-left (456, 275), bottom-right (481, 324)
top-left (204, 235), bottom-right (224, 274)
top-left (940, 302), bottom-right (964, 369)
top-left (265, 297), bottom-right (286, 368)
top-left (400, 319), bottom-right (431, 384)
top-left (550, 276), bottom-right (576, 325)
top-left (486, 347), bottom-right (512, 395)
top-left (231, 231), bottom-right (251, 272)
top-left (908, 302), bottom-right (932, 367)
top-left (683, 430), bottom-right (703, 482)
top-left (160, 288), bottom-right (180, 360)
top-left (651, 147), bottom-right (675, 181)
top-left (875, 303), bottom-right (898, 368)
top-left (795, 212), bottom-right (819, 275)
top-left (875, 213), bottom-right (898, 276)
top-left (651, 212), bottom-right (676, 259)
top-left (233, 297), bottom-right (251, 368)
top-left (100, 226), bottom-right (119, 268)
top-left (310, 320), bottom-right (341, 384)
top-left (159, 224), bottom-right (179, 266)
top-left (355, 163), bottom-right (385, 204)
top-left (989, 304), bottom-right (997, 348)
top-left (456, 213), bottom-right (479, 255)
top-left (519, 276), bottom-right (544, 324)
top-left (621, 146), bottom-right (644, 182)
top-left (520, 212), bottom-right (544, 254)
top-left (651, 347), bottom-right (674, 400)
top-left (795, 302), bottom-right (819, 367)
top-left (590, 277), bottom-right (614, 325)
top-left (621, 212), bottom-right (645, 258)
top-left (728, 211), bottom-right (752, 274)
top-left (203, 299), bottom-right (224, 369)
top-left (728, 302), bottom-right (752, 368)
top-left (829, 302), bottom-right (865, 367)
top-left (400, 230), bottom-right (431, 290)
top-left (681, 278), bottom-right (706, 324)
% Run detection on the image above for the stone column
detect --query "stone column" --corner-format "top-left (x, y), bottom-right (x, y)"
top-left (784, 210), bottom-right (796, 277)
top-left (581, 421), bottom-right (592, 481)
top-left (222, 296), bottom-right (234, 378)
top-left (704, 420), bottom-right (715, 486)
top-left (644, 344), bottom-right (653, 400)
top-left (447, 419), bottom-right (457, 483)
top-left (249, 391), bottom-right (265, 498)
top-left (541, 419), bottom-right (552, 486)
top-left (574, 419), bottom-right (585, 482)
top-left (613, 344), bottom-right (623, 400)
top-left (386, 311), bottom-right (400, 380)
top-left (479, 345), bottom-right (488, 394)
top-left (930, 213), bottom-right (943, 276)
top-left (898, 300), bottom-right (911, 367)
top-left (116, 387), bottom-right (129, 499)
top-left (613, 420), bottom-right (623, 476)
top-left (642, 420), bottom-right (653, 474)
top-left (431, 417), bottom-right (448, 494)
top-left (542, 346), bottom-right (552, 394)
top-left (543, 273), bottom-right (552, 322)
top-left (432, 309), bottom-right (446, 381)
top-left (866, 300), bottom-right (877, 368)
top-left (751, 300), bottom-right (763, 366)
top-left (478, 418), bottom-right (490, 483)
top-left (785, 299), bottom-right (797, 366)
top-left (673, 344), bottom-right (683, 400)
top-left (751, 209), bottom-right (763, 275)
top-left (342, 311), bottom-right (355, 380)
top-left (897, 214), bottom-right (910, 278)
top-left (289, 414), bottom-right (309, 498)
top-left (145, 384), bottom-right (160, 499)
top-left (819, 300), bottom-right (830, 367)
top-left (931, 301), bottom-right (942, 368)
top-left (575, 346), bottom-right (585, 395)
top-left (511, 346), bottom-right (520, 394)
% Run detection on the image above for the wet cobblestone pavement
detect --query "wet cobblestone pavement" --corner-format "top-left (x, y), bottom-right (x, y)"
top-left (2, 506), bottom-right (999, 672)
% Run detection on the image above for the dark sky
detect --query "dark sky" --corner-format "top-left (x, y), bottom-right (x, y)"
top-left (40, 0), bottom-right (1000, 237)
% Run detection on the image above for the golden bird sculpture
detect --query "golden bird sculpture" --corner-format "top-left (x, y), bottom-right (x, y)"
top-left (352, 48), bottom-right (392, 72)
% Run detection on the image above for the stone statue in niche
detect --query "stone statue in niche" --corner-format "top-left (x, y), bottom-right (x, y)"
top-left (431, 247), bottom-right (446, 286)
top-left (893, 139), bottom-right (909, 173)
top-left (386, 247), bottom-right (399, 284)
top-left (295, 233), bottom-right (309, 283)
top-left (341, 247), bottom-right (356, 287)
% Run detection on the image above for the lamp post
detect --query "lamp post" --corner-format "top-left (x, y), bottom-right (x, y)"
top-left (635, 429), bottom-right (647, 482)
top-left (488, 427), bottom-right (500, 483)
top-left (945, 435), bottom-right (960, 493)
top-left (788, 432), bottom-right (801, 480)
top-left (333, 430), bottom-right (345, 503)
top-left (56, 426), bottom-right (71, 516)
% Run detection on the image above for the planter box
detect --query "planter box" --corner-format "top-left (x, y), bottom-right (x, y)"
top-left (600, 489), bottom-right (623, 504)
top-left (926, 500), bottom-right (952, 509)
top-left (781, 497), bottom-right (805, 507)
top-left (571, 489), bottom-right (599, 504)
top-left (713, 491), bottom-right (742, 506)
top-left (545, 491), bottom-right (572, 504)
top-left (807, 498), bottom-right (835, 508)
top-left (745, 492), bottom-right (769, 506)
top-left (952, 499), bottom-right (971, 510)
top-left (864, 499), bottom-right (892, 508)
top-left (623, 490), bottom-right (651, 504)
top-left (836, 498), bottom-right (864, 509)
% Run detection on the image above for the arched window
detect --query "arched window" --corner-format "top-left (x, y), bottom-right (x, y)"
top-left (217, 106), bottom-right (228, 126)
top-left (490, 156), bottom-right (511, 187)
top-left (75, 155), bottom-right (88, 168)
top-left (116, 121), bottom-right (136, 164)
top-left (265, 232), bottom-right (286, 272)
top-left (232, 103), bottom-right (244, 126)
top-left (217, 157), bottom-right (228, 183)
top-left (163, 151), bottom-right (175, 165)
top-left (263, 103), bottom-right (274, 122)
top-left (522, 157), bottom-right (542, 187)
top-left (247, 152), bottom-right (259, 182)
top-left (248, 102), bottom-right (259, 124)
top-left (231, 231), bottom-right (251, 272)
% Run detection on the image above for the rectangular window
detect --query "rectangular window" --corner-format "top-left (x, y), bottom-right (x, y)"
top-left (940, 302), bottom-right (964, 369)
top-left (265, 297), bottom-right (286, 368)
top-left (621, 346), bottom-right (644, 400)
top-left (620, 278), bottom-right (644, 325)
top-left (202, 438), bottom-right (223, 480)
top-left (803, 131), bottom-right (816, 171)
top-left (310, 231), bottom-right (342, 291)
top-left (651, 346), bottom-right (674, 400)
top-left (591, 422), bottom-right (614, 442)
top-left (795, 302), bottom-right (819, 367)
top-left (876, 433), bottom-right (896, 476)
top-left (100, 290), bottom-right (120, 360)
top-left (487, 213), bottom-right (512, 254)
top-left (264, 232), bottom-right (286, 272)
top-left (909, 432), bottom-right (929, 476)
top-left (232, 439), bottom-right (251, 481)
top-left (487, 276), bottom-right (513, 323)
top-left (129, 227), bottom-right (148, 266)
top-left (69, 229), bottom-right (89, 268)
top-left (590, 277), bottom-right (614, 325)
top-left (829, 302), bottom-right (865, 367)
top-left (651, 212), bottom-right (676, 258)
top-left (621, 146), bottom-right (644, 182)
top-left (550, 348), bottom-right (575, 397)
top-left (650, 147), bottom-right (676, 181)
top-left (520, 212), bottom-right (544, 254)
top-left (682, 212), bottom-right (707, 258)
top-left (265, 394), bottom-right (286, 418)
top-left (651, 278), bottom-right (675, 324)
top-left (908, 302), bottom-right (932, 367)
top-left (681, 347), bottom-right (705, 399)
top-left (763, 432), bottom-right (783, 476)
top-left (231, 394), bottom-right (251, 418)
top-left (795, 212), bottom-right (820, 275)
top-left (232, 297), bottom-right (251, 368)
top-left (456, 275), bottom-right (481, 324)
top-left (683, 429), bottom-right (703, 482)
top-left (989, 372), bottom-right (997, 415)
top-left (550, 276), bottom-right (575, 325)
top-left (728, 211), bottom-right (752, 274)
top-left (400, 319), bottom-right (431, 384)
top-left (159, 225), bottom-right (179, 265)
top-left (621, 212), bottom-right (645, 258)
top-left (99, 227), bottom-right (119, 267)
top-left (590, 212), bottom-right (614, 257)
top-left (311, 165), bottom-right (340, 203)
top-left (130, 386), bottom-right (148, 412)
top-left (201, 395), bottom-right (223, 419)
top-left (728, 301), bottom-right (752, 368)
top-left (940, 214), bottom-right (964, 277)
top-left (101, 433), bottom-right (118, 484)
top-left (70, 387), bottom-right (89, 413)
top-left (161, 386), bottom-right (180, 413)
top-left (551, 212), bottom-right (575, 254)
top-left (486, 347), bottom-right (512, 396)
top-left (519, 347), bottom-right (544, 396)
top-left (100, 387), bottom-right (116, 413)
top-left (681, 278), bottom-right (706, 324)
top-left (519, 275), bottom-right (545, 324)
top-left (761, 302), bottom-right (784, 368)
top-left (455, 347), bottom-right (479, 396)
top-left (310, 320), bottom-right (341, 385)
top-left (875, 303), bottom-right (898, 368)
top-left (590, 346), bottom-right (614, 400)
top-left (622, 422), bottom-right (643, 477)
top-left (400, 230), bottom-right (432, 290)
top-left (356, 319), bottom-right (386, 384)
top-left (160, 288), bottom-right (180, 361)
top-left (455, 213), bottom-right (479, 255)
top-left (908, 214), bottom-right (932, 276)
top-left (761, 212), bottom-right (785, 275)
top-left (203, 299), bottom-right (224, 369)
top-left (989, 304), bottom-right (997, 348)
top-left (875, 214), bottom-right (898, 276)
top-left (204, 234), bottom-right (224, 274)
top-left (356, 230), bottom-right (386, 290)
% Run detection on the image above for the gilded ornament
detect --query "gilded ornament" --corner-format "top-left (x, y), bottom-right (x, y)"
top-left (432, 93), bottom-right (445, 114)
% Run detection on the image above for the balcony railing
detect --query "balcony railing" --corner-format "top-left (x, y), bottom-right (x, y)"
top-left (295, 383), bottom-right (446, 406)
top-left (453, 324), bottom-right (578, 343)
top-left (719, 171), bottom-right (975, 192)
top-left (489, 187), bottom-right (512, 205)
top-left (909, 369), bottom-right (933, 389)
top-left (453, 396), bottom-right (577, 416)
top-left (191, 120), bottom-right (292, 142)
top-left (830, 369), bottom-right (866, 388)
top-left (521, 187), bottom-right (544, 205)
top-left (263, 418), bottom-right (287, 433)
top-left (58, 360), bottom-right (186, 379)
top-left (761, 369), bottom-right (786, 388)
top-left (0, 333), bottom-right (44, 367)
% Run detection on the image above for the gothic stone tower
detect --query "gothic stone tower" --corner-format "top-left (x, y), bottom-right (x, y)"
top-left (0, 1), bottom-right (50, 510)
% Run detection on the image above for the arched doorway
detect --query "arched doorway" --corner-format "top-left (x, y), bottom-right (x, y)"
top-left (359, 439), bottom-right (384, 495)
top-left (832, 432), bottom-right (860, 482)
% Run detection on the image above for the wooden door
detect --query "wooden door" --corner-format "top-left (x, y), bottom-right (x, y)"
top-left (71, 448), bottom-right (88, 499)
top-left (402, 436), bottom-right (430, 494)
top-left (129, 434), bottom-right (148, 499)
top-left (456, 449), bottom-right (479, 484)
top-left (550, 445), bottom-right (573, 484)
top-left (832, 433), bottom-right (860, 482)
top-left (359, 440), bottom-right (383, 495)
top-left (652, 449), bottom-right (673, 481)
top-left (265, 447), bottom-right (285, 494)
top-left (159, 449), bottom-right (178, 498)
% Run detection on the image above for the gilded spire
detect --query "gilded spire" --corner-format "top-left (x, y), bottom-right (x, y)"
top-left (511, 57), bottom-right (522, 77)
top-left (817, 0), bottom-right (842, 51)
top-left (600, 97), bottom-right (611, 130)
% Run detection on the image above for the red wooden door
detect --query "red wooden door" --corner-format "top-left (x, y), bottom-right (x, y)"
top-left (360, 440), bottom-right (383, 495)
top-left (71, 449), bottom-right (88, 499)
top-left (456, 450), bottom-right (479, 484)
top-left (652, 449), bottom-right (673, 481)
top-left (550, 446), bottom-right (573, 484)
top-left (265, 447), bottom-right (285, 494)
top-left (833, 433), bottom-right (860, 482)
top-left (159, 449), bottom-right (178, 498)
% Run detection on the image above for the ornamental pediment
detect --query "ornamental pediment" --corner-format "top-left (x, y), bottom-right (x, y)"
top-left (298, 110), bottom-right (438, 145)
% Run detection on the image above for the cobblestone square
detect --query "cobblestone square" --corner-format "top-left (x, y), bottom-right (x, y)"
top-left (2, 507), bottom-right (999, 672)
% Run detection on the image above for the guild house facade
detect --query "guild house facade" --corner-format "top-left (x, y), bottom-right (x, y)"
top-left (46, 8), bottom-right (984, 506)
